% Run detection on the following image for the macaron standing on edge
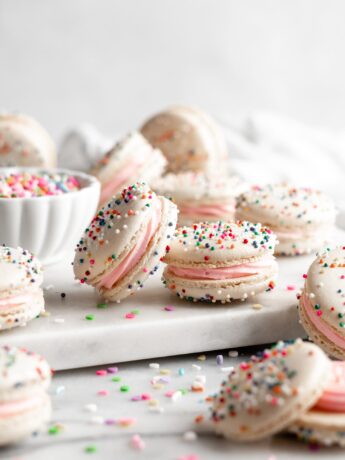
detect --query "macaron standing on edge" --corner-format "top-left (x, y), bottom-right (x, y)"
top-left (153, 172), bottom-right (247, 226)
top-left (73, 182), bottom-right (178, 302)
top-left (162, 221), bottom-right (278, 303)
top-left (0, 345), bottom-right (52, 446)
top-left (0, 246), bottom-right (44, 331)
top-left (236, 184), bottom-right (337, 256)
top-left (210, 340), bottom-right (331, 441)
top-left (91, 132), bottom-right (167, 207)
top-left (298, 247), bottom-right (345, 360)
top-left (140, 105), bottom-right (228, 173)
top-left (0, 113), bottom-right (56, 168)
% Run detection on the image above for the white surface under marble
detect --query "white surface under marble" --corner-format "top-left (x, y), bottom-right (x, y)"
top-left (0, 251), bottom-right (317, 370)
top-left (1, 349), bottom-right (344, 460)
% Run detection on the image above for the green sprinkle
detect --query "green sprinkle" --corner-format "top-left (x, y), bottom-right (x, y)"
top-left (131, 309), bottom-right (140, 315)
top-left (97, 303), bottom-right (108, 309)
top-left (48, 425), bottom-right (60, 435)
top-left (85, 314), bottom-right (95, 320)
top-left (120, 385), bottom-right (130, 392)
top-left (85, 445), bottom-right (97, 453)
top-left (111, 376), bottom-right (121, 382)
top-left (340, 322), bottom-right (345, 328)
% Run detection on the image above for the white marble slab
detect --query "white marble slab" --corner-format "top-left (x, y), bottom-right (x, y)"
top-left (2, 230), bottom-right (344, 371)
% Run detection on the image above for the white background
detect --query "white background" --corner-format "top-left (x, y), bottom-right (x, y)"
top-left (1, 0), bottom-right (345, 139)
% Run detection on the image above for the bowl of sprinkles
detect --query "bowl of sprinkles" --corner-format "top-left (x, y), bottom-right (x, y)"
top-left (0, 168), bottom-right (100, 264)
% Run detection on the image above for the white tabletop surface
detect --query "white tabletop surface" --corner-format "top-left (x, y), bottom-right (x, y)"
top-left (1, 347), bottom-right (344, 460)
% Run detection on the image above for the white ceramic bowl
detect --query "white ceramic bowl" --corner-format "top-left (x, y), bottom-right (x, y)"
top-left (0, 168), bottom-right (100, 264)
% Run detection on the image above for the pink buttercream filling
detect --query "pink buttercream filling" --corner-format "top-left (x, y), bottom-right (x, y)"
top-left (302, 292), bottom-right (345, 350)
top-left (168, 255), bottom-right (276, 280)
top-left (179, 202), bottom-right (235, 218)
top-left (96, 200), bottom-right (162, 290)
top-left (0, 292), bottom-right (34, 311)
top-left (314, 362), bottom-right (345, 413)
top-left (100, 156), bottom-right (148, 204)
top-left (0, 394), bottom-right (44, 418)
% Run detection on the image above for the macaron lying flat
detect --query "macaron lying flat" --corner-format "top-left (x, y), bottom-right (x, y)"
top-left (140, 106), bottom-right (228, 173)
top-left (299, 247), bottom-right (345, 360)
top-left (0, 246), bottom-right (44, 331)
top-left (153, 172), bottom-right (247, 226)
top-left (236, 184), bottom-right (337, 256)
top-left (289, 361), bottom-right (345, 446)
top-left (74, 182), bottom-right (178, 302)
top-left (162, 221), bottom-right (278, 303)
top-left (0, 113), bottom-right (56, 168)
top-left (0, 345), bottom-right (51, 446)
top-left (210, 340), bottom-right (331, 441)
top-left (91, 132), bottom-right (167, 206)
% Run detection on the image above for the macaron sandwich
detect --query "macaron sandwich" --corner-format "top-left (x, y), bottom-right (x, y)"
top-left (73, 182), bottom-right (178, 302)
top-left (0, 345), bottom-right (51, 446)
top-left (236, 183), bottom-right (337, 256)
top-left (299, 247), bottom-right (345, 360)
top-left (162, 221), bottom-right (278, 303)
top-left (140, 105), bottom-right (228, 173)
top-left (211, 339), bottom-right (345, 446)
top-left (0, 113), bottom-right (56, 168)
top-left (153, 172), bottom-right (247, 226)
top-left (91, 132), bottom-right (167, 206)
top-left (0, 246), bottom-right (44, 331)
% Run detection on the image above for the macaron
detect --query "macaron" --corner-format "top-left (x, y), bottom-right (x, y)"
top-left (298, 247), bottom-right (345, 360)
top-left (0, 113), bottom-right (56, 168)
top-left (73, 182), bottom-right (178, 302)
top-left (153, 172), bottom-right (247, 226)
top-left (0, 246), bottom-right (44, 331)
top-left (91, 132), bottom-right (167, 206)
top-left (210, 339), bottom-right (331, 441)
top-left (0, 345), bottom-right (51, 446)
top-left (162, 221), bottom-right (278, 303)
top-left (236, 184), bottom-right (337, 256)
top-left (140, 105), bottom-right (228, 173)
top-left (289, 361), bottom-right (345, 446)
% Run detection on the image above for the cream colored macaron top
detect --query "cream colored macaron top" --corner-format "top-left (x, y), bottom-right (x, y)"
top-left (91, 131), bottom-right (166, 185)
top-left (237, 184), bottom-right (336, 229)
top-left (163, 221), bottom-right (277, 266)
top-left (153, 172), bottom-right (247, 203)
top-left (140, 105), bottom-right (228, 173)
top-left (211, 340), bottom-right (331, 441)
top-left (304, 247), bottom-right (345, 343)
top-left (0, 113), bottom-right (56, 168)
top-left (0, 246), bottom-right (43, 297)
top-left (73, 182), bottom-right (165, 284)
top-left (0, 346), bottom-right (51, 400)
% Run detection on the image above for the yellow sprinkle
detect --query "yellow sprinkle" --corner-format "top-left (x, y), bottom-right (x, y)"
top-left (153, 384), bottom-right (164, 390)
top-left (252, 303), bottom-right (263, 310)
top-left (160, 369), bottom-right (171, 375)
top-left (197, 355), bottom-right (206, 361)
top-left (148, 399), bottom-right (159, 406)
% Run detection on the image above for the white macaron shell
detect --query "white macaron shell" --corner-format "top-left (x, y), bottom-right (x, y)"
top-left (0, 114), bottom-right (56, 168)
top-left (212, 340), bottom-right (331, 441)
top-left (163, 221), bottom-right (277, 266)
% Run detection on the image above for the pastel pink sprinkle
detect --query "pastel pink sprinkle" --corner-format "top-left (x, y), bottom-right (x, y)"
top-left (164, 305), bottom-right (175, 311)
top-left (107, 367), bottom-right (118, 374)
top-left (178, 455), bottom-right (199, 460)
top-left (131, 395), bottom-right (141, 402)
top-left (141, 393), bottom-right (151, 400)
top-left (165, 390), bottom-right (175, 398)
top-left (125, 313), bottom-right (136, 319)
top-left (97, 389), bottom-right (109, 396)
top-left (96, 369), bottom-right (107, 376)
top-left (286, 285), bottom-right (295, 291)
top-left (131, 434), bottom-right (145, 450)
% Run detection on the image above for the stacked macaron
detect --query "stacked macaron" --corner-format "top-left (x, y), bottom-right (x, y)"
top-left (211, 339), bottom-right (345, 446)
top-left (0, 345), bottom-right (51, 446)
top-left (73, 182), bottom-right (178, 302)
top-left (153, 172), bottom-right (247, 226)
top-left (140, 105), bottom-right (228, 173)
top-left (298, 247), bottom-right (345, 360)
top-left (236, 183), bottom-right (337, 255)
top-left (162, 221), bottom-right (277, 303)
top-left (0, 113), bottom-right (56, 168)
top-left (0, 246), bottom-right (44, 331)
top-left (91, 132), bottom-right (167, 206)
